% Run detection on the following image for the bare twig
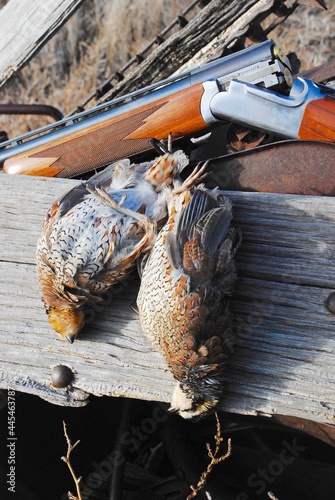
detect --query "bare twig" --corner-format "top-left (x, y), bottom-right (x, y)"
top-left (187, 413), bottom-right (232, 499)
top-left (61, 420), bottom-right (83, 500)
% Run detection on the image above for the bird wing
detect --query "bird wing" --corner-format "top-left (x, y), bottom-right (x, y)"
top-left (166, 188), bottom-right (233, 286)
top-left (49, 159), bottom-right (132, 223)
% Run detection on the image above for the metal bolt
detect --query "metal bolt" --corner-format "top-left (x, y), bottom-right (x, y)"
top-left (51, 365), bottom-right (74, 388)
top-left (324, 292), bottom-right (335, 314)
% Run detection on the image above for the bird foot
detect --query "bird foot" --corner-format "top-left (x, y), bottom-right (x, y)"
top-left (86, 185), bottom-right (157, 239)
top-left (173, 161), bottom-right (209, 195)
top-left (86, 184), bottom-right (125, 209)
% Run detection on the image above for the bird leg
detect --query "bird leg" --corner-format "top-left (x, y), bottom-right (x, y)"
top-left (167, 133), bottom-right (173, 153)
top-left (149, 133), bottom-right (174, 155)
top-left (86, 185), bottom-right (157, 236)
top-left (173, 161), bottom-right (209, 195)
top-left (149, 137), bottom-right (170, 155)
top-left (86, 184), bottom-right (125, 209)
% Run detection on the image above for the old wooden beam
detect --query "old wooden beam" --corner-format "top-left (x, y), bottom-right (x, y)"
top-left (0, 0), bottom-right (85, 89)
top-left (0, 173), bottom-right (335, 432)
top-left (99, 0), bottom-right (264, 102)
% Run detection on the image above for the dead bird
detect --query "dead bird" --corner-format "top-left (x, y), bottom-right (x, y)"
top-left (36, 148), bottom-right (189, 343)
top-left (137, 186), bottom-right (241, 419)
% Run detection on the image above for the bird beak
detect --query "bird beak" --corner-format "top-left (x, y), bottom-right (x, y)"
top-left (66, 335), bottom-right (76, 344)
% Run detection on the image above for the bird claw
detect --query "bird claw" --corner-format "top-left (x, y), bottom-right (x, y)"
top-left (87, 184), bottom-right (146, 223)
top-left (86, 184), bottom-right (157, 241)
top-left (86, 184), bottom-right (125, 209)
top-left (173, 161), bottom-right (209, 195)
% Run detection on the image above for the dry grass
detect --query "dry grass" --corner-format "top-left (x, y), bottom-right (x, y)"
top-left (0, 0), bottom-right (334, 138)
top-left (271, 3), bottom-right (335, 71)
top-left (0, 0), bottom-right (191, 136)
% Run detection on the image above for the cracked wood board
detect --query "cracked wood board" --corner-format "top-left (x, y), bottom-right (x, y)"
top-left (0, 0), bottom-right (85, 88)
top-left (0, 172), bottom-right (334, 432)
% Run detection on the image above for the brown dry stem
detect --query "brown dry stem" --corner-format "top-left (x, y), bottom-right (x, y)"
top-left (187, 413), bottom-right (232, 499)
top-left (61, 420), bottom-right (83, 500)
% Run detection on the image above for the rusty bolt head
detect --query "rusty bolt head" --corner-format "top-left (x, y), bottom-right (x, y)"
top-left (51, 365), bottom-right (74, 388)
top-left (325, 292), bottom-right (335, 314)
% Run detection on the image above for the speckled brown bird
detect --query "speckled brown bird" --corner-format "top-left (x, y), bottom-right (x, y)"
top-left (36, 149), bottom-right (189, 343)
top-left (137, 186), bottom-right (241, 419)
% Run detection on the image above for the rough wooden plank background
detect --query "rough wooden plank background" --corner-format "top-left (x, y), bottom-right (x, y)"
top-left (99, 0), bottom-right (263, 102)
top-left (0, 0), bottom-right (85, 88)
top-left (0, 173), bottom-right (335, 428)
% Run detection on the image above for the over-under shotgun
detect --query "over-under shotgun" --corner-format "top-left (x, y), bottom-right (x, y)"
top-left (0, 39), bottom-right (334, 178)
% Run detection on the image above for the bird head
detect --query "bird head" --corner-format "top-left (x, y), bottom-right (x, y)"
top-left (46, 305), bottom-right (85, 343)
top-left (170, 382), bottom-right (220, 420)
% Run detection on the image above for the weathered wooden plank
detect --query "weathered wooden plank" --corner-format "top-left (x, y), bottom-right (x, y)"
top-left (0, 0), bottom-right (85, 89)
top-left (99, 0), bottom-right (262, 102)
top-left (0, 173), bottom-right (335, 429)
top-left (174, 0), bottom-right (276, 72)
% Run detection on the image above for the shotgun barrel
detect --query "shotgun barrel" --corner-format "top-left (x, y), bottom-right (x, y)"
top-left (0, 40), bottom-right (291, 178)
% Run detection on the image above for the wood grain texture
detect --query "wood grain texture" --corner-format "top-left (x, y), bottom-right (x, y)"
top-left (175, 0), bottom-right (276, 71)
top-left (299, 96), bottom-right (335, 141)
top-left (127, 83), bottom-right (207, 139)
top-left (3, 85), bottom-right (207, 178)
top-left (0, 173), bottom-right (335, 429)
top-left (0, 0), bottom-right (85, 89)
top-left (99, 0), bottom-right (263, 102)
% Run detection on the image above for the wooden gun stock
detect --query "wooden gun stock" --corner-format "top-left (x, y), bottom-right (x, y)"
top-left (2, 83), bottom-right (207, 178)
top-left (299, 95), bottom-right (335, 142)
